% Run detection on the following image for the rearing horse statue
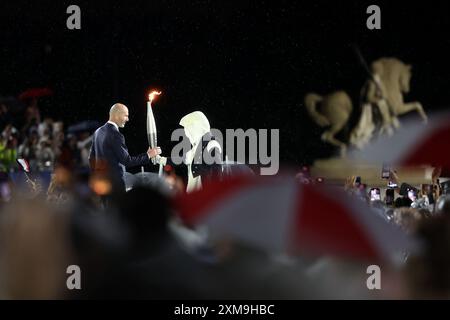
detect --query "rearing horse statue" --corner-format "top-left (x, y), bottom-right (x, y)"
top-left (304, 57), bottom-right (427, 156)
top-left (372, 57), bottom-right (427, 126)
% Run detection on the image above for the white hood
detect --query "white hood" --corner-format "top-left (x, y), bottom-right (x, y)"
top-left (179, 111), bottom-right (211, 146)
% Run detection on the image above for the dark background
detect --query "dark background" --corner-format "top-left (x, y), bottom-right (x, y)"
top-left (1, 0), bottom-right (449, 169)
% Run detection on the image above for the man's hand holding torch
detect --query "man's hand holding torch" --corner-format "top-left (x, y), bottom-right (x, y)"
top-left (147, 146), bottom-right (162, 159)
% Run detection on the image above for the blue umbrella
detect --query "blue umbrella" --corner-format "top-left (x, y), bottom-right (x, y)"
top-left (123, 172), bottom-right (138, 192)
top-left (0, 96), bottom-right (25, 113)
top-left (129, 172), bottom-right (172, 195)
top-left (67, 120), bottom-right (101, 134)
top-left (222, 161), bottom-right (255, 176)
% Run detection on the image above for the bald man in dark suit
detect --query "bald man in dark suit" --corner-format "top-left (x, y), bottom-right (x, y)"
top-left (89, 103), bottom-right (161, 193)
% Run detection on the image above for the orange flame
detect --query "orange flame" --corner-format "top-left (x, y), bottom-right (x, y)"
top-left (148, 90), bottom-right (162, 102)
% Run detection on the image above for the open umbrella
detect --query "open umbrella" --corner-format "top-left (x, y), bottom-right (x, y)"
top-left (350, 112), bottom-right (450, 168)
top-left (67, 120), bottom-right (101, 134)
top-left (131, 172), bottom-right (172, 195)
top-left (174, 175), bottom-right (416, 264)
top-left (222, 161), bottom-right (255, 176)
top-left (18, 88), bottom-right (54, 101)
top-left (123, 172), bottom-right (138, 192)
top-left (0, 96), bottom-right (26, 113)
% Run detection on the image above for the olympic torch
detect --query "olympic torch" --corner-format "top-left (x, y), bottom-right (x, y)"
top-left (147, 90), bottom-right (163, 177)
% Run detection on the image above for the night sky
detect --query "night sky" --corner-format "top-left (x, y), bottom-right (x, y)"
top-left (1, 0), bottom-right (450, 170)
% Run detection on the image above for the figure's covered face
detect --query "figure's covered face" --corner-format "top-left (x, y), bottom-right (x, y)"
top-left (183, 127), bottom-right (194, 145)
top-left (179, 111), bottom-right (210, 146)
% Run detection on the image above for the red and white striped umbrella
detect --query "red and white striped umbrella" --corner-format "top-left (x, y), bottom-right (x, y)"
top-left (173, 175), bottom-right (415, 263)
top-left (18, 87), bottom-right (53, 101)
top-left (350, 112), bottom-right (450, 168)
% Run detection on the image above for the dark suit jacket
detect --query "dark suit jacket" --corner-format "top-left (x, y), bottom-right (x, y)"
top-left (89, 122), bottom-right (150, 189)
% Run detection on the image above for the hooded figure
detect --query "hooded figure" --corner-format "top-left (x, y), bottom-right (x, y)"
top-left (179, 111), bottom-right (222, 193)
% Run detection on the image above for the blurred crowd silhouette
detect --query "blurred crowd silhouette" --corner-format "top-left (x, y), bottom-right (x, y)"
top-left (1, 93), bottom-right (450, 300)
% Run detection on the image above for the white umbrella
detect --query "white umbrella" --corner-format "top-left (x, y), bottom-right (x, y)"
top-left (350, 112), bottom-right (450, 168)
top-left (174, 175), bottom-right (417, 264)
